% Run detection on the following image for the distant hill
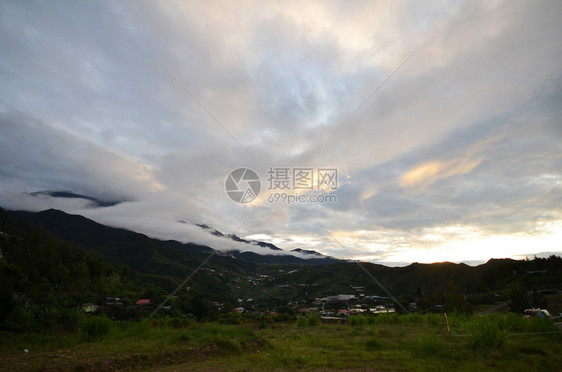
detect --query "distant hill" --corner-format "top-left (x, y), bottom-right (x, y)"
top-left (3, 207), bottom-right (561, 311)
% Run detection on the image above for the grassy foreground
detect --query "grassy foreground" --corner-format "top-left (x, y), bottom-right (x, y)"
top-left (1, 313), bottom-right (560, 371)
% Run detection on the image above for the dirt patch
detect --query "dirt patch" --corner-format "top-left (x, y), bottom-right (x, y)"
top-left (1, 340), bottom-right (267, 371)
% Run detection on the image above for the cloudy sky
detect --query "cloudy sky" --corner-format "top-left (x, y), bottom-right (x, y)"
top-left (1, 0), bottom-right (561, 265)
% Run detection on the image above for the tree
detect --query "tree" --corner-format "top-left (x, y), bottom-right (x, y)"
top-left (444, 280), bottom-right (468, 314)
top-left (120, 266), bottom-right (129, 283)
top-left (0, 286), bottom-right (15, 323)
top-left (508, 282), bottom-right (530, 313)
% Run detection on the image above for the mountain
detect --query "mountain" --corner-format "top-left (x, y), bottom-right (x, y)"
top-left (227, 249), bottom-right (341, 266)
top-left (195, 223), bottom-right (284, 252)
top-left (10, 209), bottom-right (338, 269)
top-left (10, 209), bottom-right (223, 275)
top-left (192, 224), bottom-right (342, 264)
top-left (291, 248), bottom-right (330, 258)
top-left (3, 207), bottom-right (561, 312)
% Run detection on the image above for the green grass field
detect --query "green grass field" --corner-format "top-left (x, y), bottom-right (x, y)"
top-left (1, 314), bottom-right (560, 371)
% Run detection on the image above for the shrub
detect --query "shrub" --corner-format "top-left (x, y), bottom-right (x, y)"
top-left (349, 315), bottom-right (366, 326)
top-left (218, 313), bottom-right (242, 325)
top-left (169, 316), bottom-right (193, 329)
top-left (296, 314), bottom-right (319, 327)
top-left (307, 313), bottom-right (320, 327)
top-left (58, 309), bottom-right (83, 332)
top-left (296, 316), bottom-right (307, 327)
top-left (81, 316), bottom-right (112, 341)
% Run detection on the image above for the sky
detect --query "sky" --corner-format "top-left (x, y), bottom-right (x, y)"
top-left (0, 0), bottom-right (561, 266)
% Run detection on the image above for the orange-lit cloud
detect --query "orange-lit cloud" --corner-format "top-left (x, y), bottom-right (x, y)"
top-left (400, 158), bottom-right (480, 192)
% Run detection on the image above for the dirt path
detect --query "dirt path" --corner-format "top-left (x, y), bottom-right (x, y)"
top-left (478, 302), bottom-right (508, 315)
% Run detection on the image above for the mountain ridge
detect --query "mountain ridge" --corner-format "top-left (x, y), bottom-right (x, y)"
top-left (3, 207), bottom-right (561, 309)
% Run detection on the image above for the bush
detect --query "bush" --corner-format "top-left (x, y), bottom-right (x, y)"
top-left (296, 314), bottom-right (319, 327)
top-left (348, 315), bottom-right (366, 326)
top-left (148, 316), bottom-right (193, 329)
top-left (307, 313), bottom-right (320, 327)
top-left (58, 309), bottom-right (83, 331)
top-left (81, 316), bottom-right (112, 341)
top-left (218, 313), bottom-right (242, 325)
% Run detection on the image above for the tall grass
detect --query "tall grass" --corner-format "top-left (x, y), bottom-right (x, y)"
top-left (524, 316), bottom-right (558, 333)
top-left (416, 334), bottom-right (440, 356)
top-left (465, 316), bottom-right (508, 350)
top-left (464, 313), bottom-right (557, 339)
